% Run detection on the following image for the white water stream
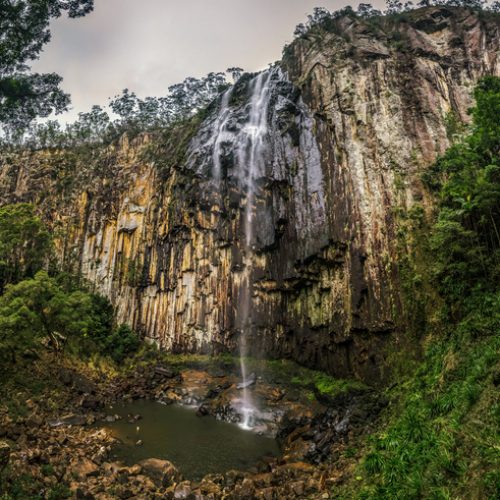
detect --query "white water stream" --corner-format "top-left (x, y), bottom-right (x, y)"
top-left (234, 69), bottom-right (278, 429)
top-left (198, 66), bottom-right (324, 430)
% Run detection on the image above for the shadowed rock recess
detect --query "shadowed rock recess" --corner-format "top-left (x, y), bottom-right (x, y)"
top-left (1, 7), bottom-right (498, 382)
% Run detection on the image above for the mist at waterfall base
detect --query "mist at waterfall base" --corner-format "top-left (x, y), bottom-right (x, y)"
top-left (102, 402), bottom-right (279, 480)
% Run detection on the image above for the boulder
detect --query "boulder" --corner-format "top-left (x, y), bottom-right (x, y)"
top-left (102, 461), bottom-right (122, 476)
top-left (73, 373), bottom-right (97, 395)
top-left (133, 474), bottom-right (156, 492)
top-left (290, 480), bottom-right (305, 497)
top-left (237, 373), bottom-right (256, 389)
top-left (139, 458), bottom-right (180, 487)
top-left (80, 395), bottom-right (101, 410)
top-left (196, 404), bottom-right (209, 417)
top-left (239, 478), bottom-right (255, 498)
top-left (259, 487), bottom-right (277, 500)
top-left (27, 448), bottom-right (48, 464)
top-left (59, 367), bottom-right (74, 385)
top-left (25, 413), bottom-right (43, 428)
top-left (154, 366), bottom-right (177, 379)
top-left (252, 472), bottom-right (273, 488)
top-left (71, 458), bottom-right (99, 480)
top-left (173, 481), bottom-right (192, 499)
top-left (49, 413), bottom-right (87, 427)
top-left (121, 464), bottom-right (142, 476)
top-left (199, 478), bottom-right (220, 496)
top-left (0, 441), bottom-right (10, 471)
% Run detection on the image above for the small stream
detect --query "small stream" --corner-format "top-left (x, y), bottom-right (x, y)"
top-left (101, 401), bottom-right (280, 480)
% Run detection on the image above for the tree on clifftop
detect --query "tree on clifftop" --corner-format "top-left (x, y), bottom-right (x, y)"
top-left (0, 1), bottom-right (94, 133)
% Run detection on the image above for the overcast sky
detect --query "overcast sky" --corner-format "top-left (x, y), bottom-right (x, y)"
top-left (31, 0), bottom-right (385, 123)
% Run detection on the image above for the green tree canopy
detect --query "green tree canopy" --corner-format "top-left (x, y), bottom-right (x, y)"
top-left (0, 271), bottom-right (95, 358)
top-left (0, 268), bottom-right (141, 364)
top-left (0, 203), bottom-right (51, 291)
top-left (0, 1), bottom-right (94, 132)
top-left (428, 76), bottom-right (500, 314)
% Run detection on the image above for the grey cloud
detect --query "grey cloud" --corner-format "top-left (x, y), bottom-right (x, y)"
top-left (31, 0), bottom-right (386, 123)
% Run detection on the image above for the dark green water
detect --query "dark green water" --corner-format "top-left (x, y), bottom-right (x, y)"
top-left (102, 401), bottom-right (280, 480)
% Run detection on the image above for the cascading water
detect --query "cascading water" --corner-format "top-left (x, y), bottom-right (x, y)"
top-left (211, 87), bottom-right (233, 180)
top-left (238, 71), bottom-right (273, 248)
top-left (187, 65), bottom-right (326, 429)
top-left (235, 69), bottom-right (277, 429)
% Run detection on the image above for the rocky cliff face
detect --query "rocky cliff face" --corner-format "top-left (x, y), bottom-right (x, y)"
top-left (1, 7), bottom-right (499, 382)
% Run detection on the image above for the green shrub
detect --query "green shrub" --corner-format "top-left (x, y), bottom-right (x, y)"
top-left (0, 203), bottom-right (51, 291)
top-left (103, 324), bottom-right (140, 363)
top-left (0, 271), bottom-right (96, 361)
top-left (427, 76), bottom-right (500, 317)
top-left (350, 76), bottom-right (500, 500)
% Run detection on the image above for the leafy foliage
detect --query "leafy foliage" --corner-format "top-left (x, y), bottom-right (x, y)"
top-left (290, 371), bottom-right (366, 398)
top-left (348, 76), bottom-right (500, 499)
top-left (359, 332), bottom-right (499, 498)
top-left (0, 1), bottom-right (94, 131)
top-left (109, 72), bottom-right (228, 133)
top-left (428, 76), bottom-right (500, 314)
top-left (0, 466), bottom-right (71, 499)
top-left (0, 72), bottom-right (70, 134)
top-left (101, 324), bottom-right (140, 364)
top-left (0, 270), bottom-right (140, 365)
top-left (0, 271), bottom-right (95, 358)
top-left (0, 204), bottom-right (140, 365)
top-left (17, 69), bottom-right (239, 149)
top-left (0, 1), bottom-right (93, 73)
top-left (0, 203), bottom-right (51, 291)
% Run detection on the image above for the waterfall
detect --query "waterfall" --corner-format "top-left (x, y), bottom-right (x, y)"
top-left (237, 71), bottom-right (274, 248)
top-left (186, 65), bottom-right (326, 430)
top-left (235, 69), bottom-right (277, 429)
